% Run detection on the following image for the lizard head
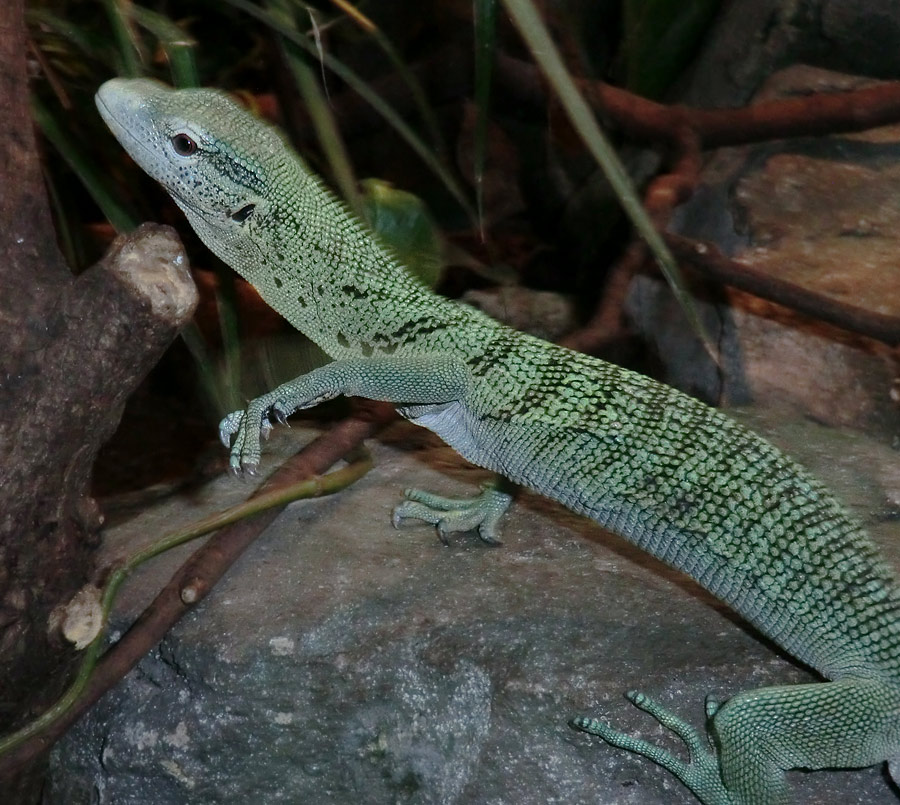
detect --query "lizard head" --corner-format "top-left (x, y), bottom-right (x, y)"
top-left (95, 78), bottom-right (292, 268)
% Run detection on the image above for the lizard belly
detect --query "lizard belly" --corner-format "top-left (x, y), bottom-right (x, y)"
top-left (397, 401), bottom-right (498, 471)
top-left (397, 400), bottom-right (478, 461)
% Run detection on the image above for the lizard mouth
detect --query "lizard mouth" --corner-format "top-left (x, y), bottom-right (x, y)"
top-left (168, 187), bottom-right (202, 214)
top-left (95, 93), bottom-right (159, 172)
top-left (96, 82), bottom-right (205, 218)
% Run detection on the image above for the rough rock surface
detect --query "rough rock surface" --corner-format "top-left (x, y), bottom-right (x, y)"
top-left (46, 412), bottom-right (900, 804)
top-left (678, 0), bottom-right (900, 108)
top-left (631, 66), bottom-right (900, 438)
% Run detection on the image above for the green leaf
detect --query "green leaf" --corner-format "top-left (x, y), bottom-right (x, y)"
top-left (360, 178), bottom-right (443, 288)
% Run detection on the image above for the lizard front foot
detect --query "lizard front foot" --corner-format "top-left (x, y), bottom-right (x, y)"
top-left (392, 484), bottom-right (513, 545)
top-left (218, 397), bottom-right (294, 474)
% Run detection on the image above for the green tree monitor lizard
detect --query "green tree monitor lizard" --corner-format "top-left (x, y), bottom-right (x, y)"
top-left (95, 77), bottom-right (900, 805)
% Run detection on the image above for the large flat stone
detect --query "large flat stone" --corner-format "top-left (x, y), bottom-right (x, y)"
top-left (47, 412), bottom-right (900, 804)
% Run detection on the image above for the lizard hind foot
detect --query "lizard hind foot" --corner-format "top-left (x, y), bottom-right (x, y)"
top-left (571, 691), bottom-right (733, 805)
top-left (391, 484), bottom-right (513, 545)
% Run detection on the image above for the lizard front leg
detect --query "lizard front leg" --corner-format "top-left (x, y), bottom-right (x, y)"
top-left (220, 355), bottom-right (469, 473)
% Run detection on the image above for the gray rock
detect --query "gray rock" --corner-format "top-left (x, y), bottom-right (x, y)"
top-left (46, 414), bottom-right (900, 804)
top-left (677, 0), bottom-right (900, 108)
top-left (632, 65), bottom-right (900, 440)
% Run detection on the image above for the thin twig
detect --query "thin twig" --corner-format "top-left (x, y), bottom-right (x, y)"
top-left (0, 401), bottom-right (396, 778)
top-left (560, 128), bottom-right (704, 353)
top-left (664, 233), bottom-right (900, 346)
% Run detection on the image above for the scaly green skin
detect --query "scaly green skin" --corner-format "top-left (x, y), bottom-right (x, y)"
top-left (96, 78), bottom-right (900, 804)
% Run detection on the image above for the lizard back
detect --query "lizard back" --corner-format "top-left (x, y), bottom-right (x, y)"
top-left (441, 325), bottom-right (900, 683)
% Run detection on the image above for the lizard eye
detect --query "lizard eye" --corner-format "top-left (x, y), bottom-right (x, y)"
top-left (171, 133), bottom-right (197, 156)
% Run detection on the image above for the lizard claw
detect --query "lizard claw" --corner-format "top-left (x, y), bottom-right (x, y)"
top-left (217, 385), bottom-right (306, 477)
top-left (220, 406), bottom-right (265, 474)
top-left (436, 522), bottom-right (452, 547)
top-left (571, 692), bottom-right (731, 805)
top-left (229, 454), bottom-right (259, 476)
top-left (271, 402), bottom-right (291, 427)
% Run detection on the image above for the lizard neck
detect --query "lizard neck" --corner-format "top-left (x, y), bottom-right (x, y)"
top-left (217, 158), bottom-right (472, 361)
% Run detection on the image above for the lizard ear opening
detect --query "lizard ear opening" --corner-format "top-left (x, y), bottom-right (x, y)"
top-left (231, 203), bottom-right (255, 223)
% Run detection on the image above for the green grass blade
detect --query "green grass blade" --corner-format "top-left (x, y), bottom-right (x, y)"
top-left (265, 0), bottom-right (364, 215)
top-left (26, 8), bottom-right (101, 59)
top-left (100, 0), bottom-right (144, 77)
top-left (473, 0), bottom-right (498, 233)
top-left (328, 0), bottom-right (447, 156)
top-left (130, 4), bottom-right (200, 88)
top-left (622, 0), bottom-right (721, 99)
top-left (502, 0), bottom-right (717, 358)
top-left (218, 0), bottom-right (476, 222)
top-left (366, 27), bottom-right (447, 159)
top-left (180, 323), bottom-right (230, 419)
top-left (291, 52), bottom-right (366, 215)
top-left (215, 268), bottom-right (245, 415)
top-left (43, 167), bottom-right (81, 269)
top-left (32, 95), bottom-right (139, 233)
